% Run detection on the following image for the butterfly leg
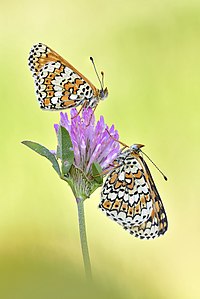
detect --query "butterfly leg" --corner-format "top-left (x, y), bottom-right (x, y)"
top-left (86, 104), bottom-right (98, 127)
top-left (71, 101), bottom-right (88, 119)
top-left (105, 128), bottom-right (129, 148)
top-left (90, 162), bottom-right (122, 179)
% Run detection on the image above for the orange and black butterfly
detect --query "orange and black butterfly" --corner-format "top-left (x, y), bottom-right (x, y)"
top-left (28, 43), bottom-right (108, 110)
top-left (99, 144), bottom-right (168, 239)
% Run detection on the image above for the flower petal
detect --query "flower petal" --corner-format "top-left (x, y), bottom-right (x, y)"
top-left (54, 109), bottom-right (120, 176)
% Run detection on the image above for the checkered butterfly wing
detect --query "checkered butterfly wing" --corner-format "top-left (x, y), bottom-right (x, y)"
top-left (123, 155), bottom-right (168, 239)
top-left (28, 43), bottom-right (99, 110)
top-left (99, 149), bottom-right (168, 239)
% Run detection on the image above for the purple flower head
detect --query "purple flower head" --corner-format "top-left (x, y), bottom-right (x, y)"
top-left (54, 108), bottom-right (120, 176)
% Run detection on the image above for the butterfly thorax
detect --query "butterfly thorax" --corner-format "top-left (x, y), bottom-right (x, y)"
top-left (86, 87), bottom-right (108, 108)
top-left (115, 144), bottom-right (144, 163)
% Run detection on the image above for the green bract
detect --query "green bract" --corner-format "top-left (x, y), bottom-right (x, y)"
top-left (22, 126), bottom-right (103, 200)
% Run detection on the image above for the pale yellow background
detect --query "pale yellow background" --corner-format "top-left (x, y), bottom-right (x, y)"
top-left (1, 1), bottom-right (200, 298)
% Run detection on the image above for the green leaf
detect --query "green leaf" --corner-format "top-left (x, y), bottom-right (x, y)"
top-left (92, 162), bottom-right (103, 185)
top-left (57, 126), bottom-right (74, 175)
top-left (22, 141), bottom-right (61, 177)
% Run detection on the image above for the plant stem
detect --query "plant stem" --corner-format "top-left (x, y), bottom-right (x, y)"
top-left (76, 197), bottom-right (92, 280)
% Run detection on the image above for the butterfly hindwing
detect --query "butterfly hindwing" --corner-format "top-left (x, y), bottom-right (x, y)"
top-left (28, 43), bottom-right (98, 110)
top-left (99, 151), bottom-right (153, 228)
top-left (99, 147), bottom-right (168, 240)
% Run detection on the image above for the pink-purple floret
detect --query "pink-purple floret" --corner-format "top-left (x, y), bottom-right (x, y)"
top-left (54, 108), bottom-right (120, 175)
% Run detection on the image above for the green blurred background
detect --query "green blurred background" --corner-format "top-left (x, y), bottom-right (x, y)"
top-left (1, 0), bottom-right (200, 298)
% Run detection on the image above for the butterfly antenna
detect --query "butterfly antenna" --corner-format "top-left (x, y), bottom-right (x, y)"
top-left (140, 149), bottom-right (168, 181)
top-left (90, 57), bottom-right (103, 90)
top-left (101, 71), bottom-right (104, 88)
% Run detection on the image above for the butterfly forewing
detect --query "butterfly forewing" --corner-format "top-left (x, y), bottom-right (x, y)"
top-left (28, 43), bottom-right (99, 110)
top-left (99, 148), bottom-right (168, 240)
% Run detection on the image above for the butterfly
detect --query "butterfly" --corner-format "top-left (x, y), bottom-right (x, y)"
top-left (28, 43), bottom-right (108, 111)
top-left (99, 143), bottom-right (168, 239)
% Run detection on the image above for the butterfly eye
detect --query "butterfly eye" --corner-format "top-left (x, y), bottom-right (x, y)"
top-left (99, 88), bottom-right (108, 100)
top-left (130, 144), bottom-right (144, 151)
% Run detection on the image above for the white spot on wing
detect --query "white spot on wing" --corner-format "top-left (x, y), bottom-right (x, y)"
top-left (51, 97), bottom-right (58, 104)
top-left (70, 94), bottom-right (78, 100)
